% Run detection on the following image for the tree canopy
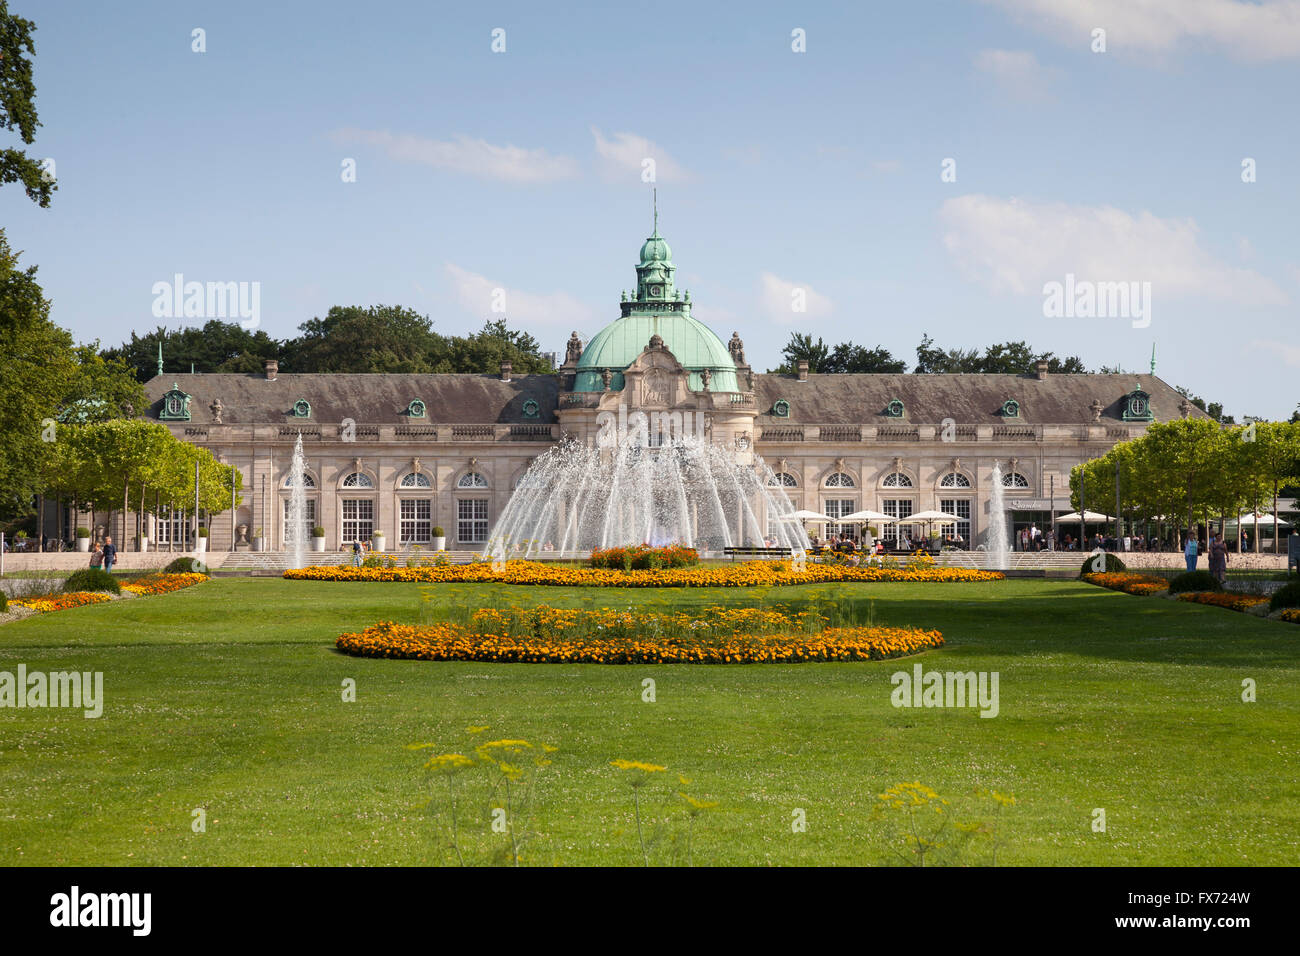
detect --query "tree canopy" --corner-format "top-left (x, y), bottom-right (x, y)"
top-left (0, 0), bottom-right (54, 207)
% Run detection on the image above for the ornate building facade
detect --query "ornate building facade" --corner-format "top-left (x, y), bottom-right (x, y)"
top-left (143, 224), bottom-right (1206, 553)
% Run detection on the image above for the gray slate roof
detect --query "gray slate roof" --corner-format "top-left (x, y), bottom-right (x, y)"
top-left (144, 371), bottom-right (1206, 426)
top-left (144, 373), bottom-right (560, 424)
top-left (752, 373), bottom-right (1205, 424)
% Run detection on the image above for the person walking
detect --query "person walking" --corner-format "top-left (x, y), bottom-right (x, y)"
top-left (101, 535), bottom-right (117, 574)
top-left (1209, 532), bottom-right (1228, 585)
top-left (1183, 533), bottom-right (1198, 573)
top-left (352, 540), bottom-right (362, 567)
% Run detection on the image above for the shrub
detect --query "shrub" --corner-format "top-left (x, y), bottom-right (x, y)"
top-left (1168, 570), bottom-right (1222, 594)
top-left (590, 544), bottom-right (700, 570)
top-left (0, 591), bottom-right (7, 612)
top-left (75, 527), bottom-right (91, 539)
top-left (312, 526), bottom-right (326, 537)
top-left (64, 567), bottom-right (121, 595)
top-left (432, 526), bottom-right (445, 538)
top-left (1079, 552), bottom-right (1126, 576)
top-left (162, 556), bottom-right (208, 575)
top-left (197, 526), bottom-right (208, 537)
top-left (1269, 580), bottom-right (1300, 612)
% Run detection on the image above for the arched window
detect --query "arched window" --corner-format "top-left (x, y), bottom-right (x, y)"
top-left (457, 472), bottom-right (489, 489)
top-left (282, 472), bottom-right (316, 488)
top-left (1002, 472), bottom-right (1030, 488)
top-left (768, 472), bottom-right (798, 487)
top-left (939, 472), bottom-right (970, 488)
top-left (399, 472), bottom-right (431, 488)
top-left (341, 472), bottom-right (373, 488)
top-left (825, 472), bottom-right (855, 488)
top-left (881, 472), bottom-right (912, 488)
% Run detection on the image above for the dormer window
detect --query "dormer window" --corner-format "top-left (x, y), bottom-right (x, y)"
top-left (884, 399), bottom-right (904, 418)
top-left (1001, 399), bottom-right (1020, 418)
top-left (159, 383), bottom-right (192, 421)
top-left (292, 399), bottom-right (311, 418)
top-left (522, 399), bottom-right (540, 419)
top-left (407, 399), bottom-right (426, 418)
top-left (1122, 386), bottom-right (1154, 422)
top-left (773, 399), bottom-right (790, 418)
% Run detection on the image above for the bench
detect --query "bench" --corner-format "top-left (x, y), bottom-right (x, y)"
top-left (723, 546), bottom-right (793, 561)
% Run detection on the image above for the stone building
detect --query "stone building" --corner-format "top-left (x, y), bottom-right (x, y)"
top-left (140, 223), bottom-right (1206, 554)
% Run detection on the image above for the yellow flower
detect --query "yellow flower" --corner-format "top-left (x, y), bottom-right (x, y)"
top-left (610, 759), bottom-right (666, 773)
top-left (424, 752), bottom-right (473, 772)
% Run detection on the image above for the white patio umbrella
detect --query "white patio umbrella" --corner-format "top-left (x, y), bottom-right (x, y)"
top-left (779, 510), bottom-right (834, 523)
top-left (1228, 512), bottom-right (1292, 528)
top-left (1057, 511), bottom-right (1112, 523)
top-left (840, 509), bottom-right (896, 523)
top-left (909, 510), bottom-right (961, 523)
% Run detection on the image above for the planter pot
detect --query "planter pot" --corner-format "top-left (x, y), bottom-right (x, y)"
top-left (137, 537), bottom-right (149, 553)
top-left (432, 536), bottom-right (446, 552)
top-left (371, 535), bottom-right (386, 553)
top-left (311, 536), bottom-right (326, 553)
top-left (76, 538), bottom-right (91, 553)
top-left (196, 538), bottom-right (208, 554)
top-left (252, 537), bottom-right (265, 553)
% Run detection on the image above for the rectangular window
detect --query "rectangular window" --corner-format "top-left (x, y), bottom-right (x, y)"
top-left (400, 498), bottom-right (432, 543)
top-left (282, 498), bottom-right (317, 545)
top-left (457, 499), bottom-right (488, 544)
top-left (882, 498), bottom-right (914, 545)
top-left (155, 511), bottom-right (184, 544)
top-left (824, 498), bottom-right (856, 539)
top-left (342, 499), bottom-right (374, 543)
top-left (940, 498), bottom-right (971, 546)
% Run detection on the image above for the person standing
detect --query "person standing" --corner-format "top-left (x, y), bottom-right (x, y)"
top-left (1209, 533), bottom-right (1228, 585)
top-left (101, 535), bottom-right (117, 574)
top-left (1184, 533), bottom-right (1198, 573)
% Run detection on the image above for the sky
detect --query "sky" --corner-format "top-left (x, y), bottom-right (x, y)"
top-left (4, 0), bottom-right (1299, 419)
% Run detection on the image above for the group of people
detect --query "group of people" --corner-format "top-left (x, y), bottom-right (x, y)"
top-left (1185, 532), bottom-right (1231, 583)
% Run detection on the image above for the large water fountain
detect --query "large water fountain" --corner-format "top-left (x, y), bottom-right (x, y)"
top-left (987, 462), bottom-right (1009, 570)
top-left (285, 432), bottom-right (308, 570)
top-left (485, 433), bottom-right (810, 558)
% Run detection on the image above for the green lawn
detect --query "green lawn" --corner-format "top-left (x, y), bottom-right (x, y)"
top-left (1, 576), bottom-right (1296, 866)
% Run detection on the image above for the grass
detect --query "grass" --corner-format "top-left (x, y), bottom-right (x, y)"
top-left (1, 576), bottom-right (1297, 866)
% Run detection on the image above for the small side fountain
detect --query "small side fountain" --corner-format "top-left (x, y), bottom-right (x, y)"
top-left (988, 462), bottom-right (1009, 570)
top-left (286, 432), bottom-right (308, 569)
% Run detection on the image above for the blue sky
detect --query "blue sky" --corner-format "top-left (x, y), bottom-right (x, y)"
top-left (5, 0), bottom-right (1298, 418)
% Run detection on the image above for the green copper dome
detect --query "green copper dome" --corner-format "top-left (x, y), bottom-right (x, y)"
top-left (574, 220), bottom-right (739, 393)
top-left (575, 313), bottom-right (739, 392)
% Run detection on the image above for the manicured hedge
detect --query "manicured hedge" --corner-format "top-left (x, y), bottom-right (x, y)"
top-left (64, 568), bottom-right (121, 595)
top-left (1270, 580), bottom-right (1300, 612)
top-left (1079, 552), bottom-right (1126, 576)
top-left (1168, 570), bottom-right (1222, 594)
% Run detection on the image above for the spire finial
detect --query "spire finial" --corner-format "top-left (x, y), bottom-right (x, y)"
top-left (652, 187), bottom-right (658, 235)
top-left (1150, 342), bottom-right (1156, 375)
top-left (157, 341), bottom-right (163, 377)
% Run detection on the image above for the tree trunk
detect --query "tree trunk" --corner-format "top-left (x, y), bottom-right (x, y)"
top-left (1274, 479), bottom-right (1280, 555)
top-left (123, 478), bottom-right (130, 551)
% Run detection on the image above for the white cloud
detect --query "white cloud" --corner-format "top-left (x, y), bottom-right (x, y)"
top-left (871, 159), bottom-right (903, 173)
top-left (759, 273), bottom-right (834, 323)
top-left (973, 48), bottom-right (1058, 100)
top-left (985, 0), bottom-right (1300, 61)
top-left (591, 128), bottom-right (691, 183)
top-left (332, 129), bottom-right (577, 183)
top-left (938, 194), bottom-right (1287, 305)
top-left (443, 263), bottom-right (599, 328)
top-left (1248, 338), bottom-right (1300, 367)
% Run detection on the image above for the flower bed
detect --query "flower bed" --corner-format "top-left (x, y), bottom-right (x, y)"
top-left (1279, 609), bottom-right (1300, 624)
top-left (1175, 592), bottom-right (1270, 612)
top-left (589, 544), bottom-right (699, 569)
top-left (11, 592), bottom-right (115, 613)
top-left (1081, 571), bottom-right (1169, 596)
top-left (337, 619), bottom-right (944, 664)
top-left (121, 572), bottom-right (209, 596)
top-left (289, 559), bottom-right (1003, 587)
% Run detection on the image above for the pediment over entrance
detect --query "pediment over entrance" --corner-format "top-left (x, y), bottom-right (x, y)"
top-left (622, 345), bottom-right (690, 409)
